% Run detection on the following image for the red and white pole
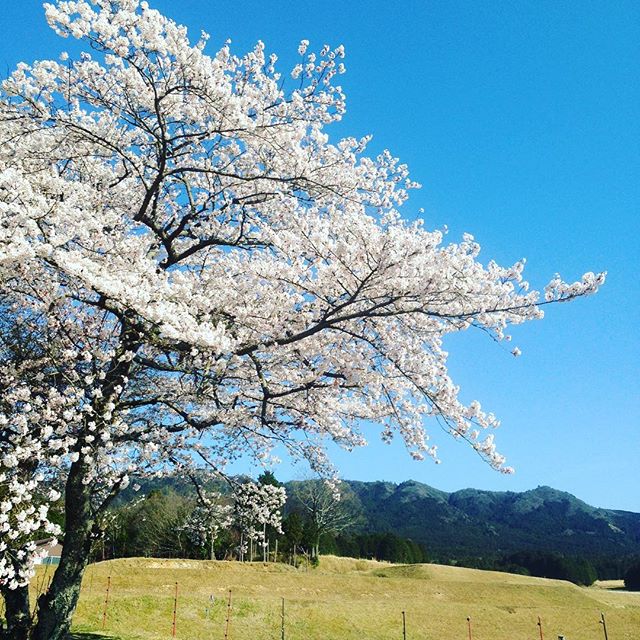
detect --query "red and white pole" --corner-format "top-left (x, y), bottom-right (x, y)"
top-left (171, 581), bottom-right (178, 637)
top-left (101, 576), bottom-right (111, 630)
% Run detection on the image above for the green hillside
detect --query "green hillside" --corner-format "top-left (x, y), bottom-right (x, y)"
top-left (315, 481), bottom-right (640, 571)
top-left (49, 556), bottom-right (640, 640)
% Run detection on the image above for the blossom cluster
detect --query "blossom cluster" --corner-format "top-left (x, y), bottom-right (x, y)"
top-left (180, 490), bottom-right (233, 550)
top-left (233, 482), bottom-right (287, 548)
top-left (0, 367), bottom-right (66, 586)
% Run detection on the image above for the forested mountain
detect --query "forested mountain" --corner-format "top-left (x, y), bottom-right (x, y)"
top-left (341, 480), bottom-right (640, 563)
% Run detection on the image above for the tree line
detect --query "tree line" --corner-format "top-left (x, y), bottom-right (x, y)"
top-left (93, 474), bottom-right (430, 566)
top-left (93, 475), bottom-right (621, 586)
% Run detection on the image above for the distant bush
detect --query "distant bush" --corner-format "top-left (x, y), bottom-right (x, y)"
top-left (624, 562), bottom-right (640, 590)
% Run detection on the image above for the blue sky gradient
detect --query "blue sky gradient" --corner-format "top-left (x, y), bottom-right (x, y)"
top-left (1, 1), bottom-right (638, 510)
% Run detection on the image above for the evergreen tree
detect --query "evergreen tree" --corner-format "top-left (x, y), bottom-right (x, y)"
top-left (624, 561), bottom-right (640, 590)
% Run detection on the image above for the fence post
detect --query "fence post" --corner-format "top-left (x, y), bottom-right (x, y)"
top-left (600, 611), bottom-right (609, 640)
top-left (281, 597), bottom-right (285, 640)
top-left (402, 610), bottom-right (406, 640)
top-left (538, 615), bottom-right (544, 640)
top-left (101, 576), bottom-right (111, 630)
top-left (467, 616), bottom-right (472, 640)
top-left (224, 589), bottom-right (232, 640)
top-left (171, 582), bottom-right (178, 637)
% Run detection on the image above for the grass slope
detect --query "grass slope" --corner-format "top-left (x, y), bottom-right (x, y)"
top-left (31, 556), bottom-right (640, 640)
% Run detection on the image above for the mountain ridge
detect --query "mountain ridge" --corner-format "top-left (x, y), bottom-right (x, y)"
top-left (329, 479), bottom-right (640, 565)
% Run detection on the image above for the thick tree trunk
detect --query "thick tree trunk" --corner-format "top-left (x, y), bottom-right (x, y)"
top-left (1, 583), bottom-right (31, 640)
top-left (32, 462), bottom-right (94, 640)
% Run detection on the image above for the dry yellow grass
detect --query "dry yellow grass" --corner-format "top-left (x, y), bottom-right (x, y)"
top-left (27, 556), bottom-right (640, 639)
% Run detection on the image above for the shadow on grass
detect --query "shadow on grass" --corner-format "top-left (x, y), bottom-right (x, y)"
top-left (67, 633), bottom-right (123, 640)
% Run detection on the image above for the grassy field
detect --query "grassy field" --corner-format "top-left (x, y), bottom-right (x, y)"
top-left (27, 556), bottom-right (640, 639)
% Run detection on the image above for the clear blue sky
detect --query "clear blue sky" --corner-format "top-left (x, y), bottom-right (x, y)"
top-left (1, 1), bottom-right (638, 510)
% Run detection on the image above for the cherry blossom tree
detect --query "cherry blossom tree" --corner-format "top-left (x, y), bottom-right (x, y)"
top-left (233, 481), bottom-right (286, 562)
top-left (0, 1), bottom-right (604, 638)
top-left (180, 490), bottom-right (233, 561)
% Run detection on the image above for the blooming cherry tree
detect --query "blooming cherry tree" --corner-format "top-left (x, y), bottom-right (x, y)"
top-left (233, 481), bottom-right (286, 562)
top-left (180, 490), bottom-right (233, 560)
top-left (0, 1), bottom-right (604, 638)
